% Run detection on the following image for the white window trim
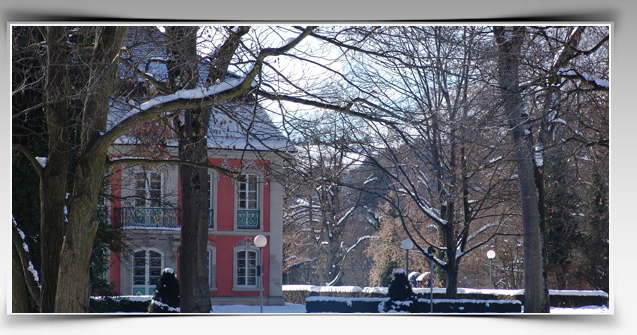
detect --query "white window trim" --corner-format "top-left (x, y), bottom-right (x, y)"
top-left (233, 171), bottom-right (264, 231)
top-left (132, 248), bottom-right (165, 295)
top-left (207, 247), bottom-right (217, 291)
top-left (207, 171), bottom-right (218, 231)
top-left (232, 245), bottom-right (260, 291)
top-left (134, 170), bottom-right (164, 209)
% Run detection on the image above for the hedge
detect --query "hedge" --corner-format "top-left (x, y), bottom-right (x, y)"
top-left (90, 296), bottom-right (152, 313)
top-left (283, 286), bottom-right (609, 308)
top-left (305, 296), bottom-right (523, 313)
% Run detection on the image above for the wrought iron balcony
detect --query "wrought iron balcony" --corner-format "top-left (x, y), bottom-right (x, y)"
top-left (237, 209), bottom-right (260, 229)
top-left (111, 207), bottom-right (214, 229)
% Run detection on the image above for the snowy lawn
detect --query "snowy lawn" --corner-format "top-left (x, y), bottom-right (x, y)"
top-left (210, 302), bottom-right (307, 313)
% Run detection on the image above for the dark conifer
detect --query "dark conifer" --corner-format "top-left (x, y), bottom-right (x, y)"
top-left (148, 268), bottom-right (180, 313)
top-left (380, 268), bottom-right (420, 313)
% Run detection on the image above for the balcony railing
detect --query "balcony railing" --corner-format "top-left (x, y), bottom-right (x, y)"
top-left (237, 209), bottom-right (260, 229)
top-left (112, 207), bottom-right (214, 229)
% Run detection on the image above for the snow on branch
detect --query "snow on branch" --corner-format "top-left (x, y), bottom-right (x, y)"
top-left (346, 235), bottom-right (379, 254)
top-left (467, 220), bottom-right (502, 243)
top-left (125, 77), bottom-right (246, 119)
top-left (284, 257), bottom-right (317, 270)
top-left (557, 68), bottom-right (609, 89)
top-left (336, 206), bottom-right (356, 226)
top-left (12, 216), bottom-right (42, 307)
top-left (397, 188), bottom-right (448, 226)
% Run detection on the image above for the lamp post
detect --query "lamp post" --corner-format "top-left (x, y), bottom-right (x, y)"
top-left (427, 246), bottom-right (435, 313)
top-left (487, 249), bottom-right (496, 289)
top-left (254, 235), bottom-right (268, 313)
top-left (402, 238), bottom-right (413, 274)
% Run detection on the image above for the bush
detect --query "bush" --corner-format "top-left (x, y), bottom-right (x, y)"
top-left (379, 268), bottom-right (420, 313)
top-left (147, 268), bottom-right (180, 313)
top-left (305, 296), bottom-right (522, 313)
top-left (89, 296), bottom-right (151, 313)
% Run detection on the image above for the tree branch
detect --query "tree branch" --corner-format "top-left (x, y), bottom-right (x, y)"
top-left (106, 157), bottom-right (236, 176)
top-left (12, 143), bottom-right (43, 181)
top-left (12, 217), bottom-right (42, 309)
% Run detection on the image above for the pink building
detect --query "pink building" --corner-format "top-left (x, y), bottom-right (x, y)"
top-left (103, 27), bottom-right (288, 305)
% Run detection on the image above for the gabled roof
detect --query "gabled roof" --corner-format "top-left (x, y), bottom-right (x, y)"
top-left (108, 26), bottom-right (292, 153)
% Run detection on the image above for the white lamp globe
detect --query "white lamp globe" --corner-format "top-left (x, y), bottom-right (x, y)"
top-left (254, 235), bottom-right (268, 248)
top-left (487, 250), bottom-right (496, 259)
top-left (402, 238), bottom-right (414, 250)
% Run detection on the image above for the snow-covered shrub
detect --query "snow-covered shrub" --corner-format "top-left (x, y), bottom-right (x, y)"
top-left (379, 268), bottom-right (420, 313)
top-left (147, 268), bottom-right (180, 313)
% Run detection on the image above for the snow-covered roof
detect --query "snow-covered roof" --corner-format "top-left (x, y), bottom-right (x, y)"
top-left (108, 26), bottom-right (291, 153)
top-left (208, 102), bottom-right (291, 151)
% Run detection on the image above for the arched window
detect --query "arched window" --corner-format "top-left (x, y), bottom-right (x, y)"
top-left (132, 248), bottom-right (164, 295)
top-left (234, 246), bottom-right (259, 290)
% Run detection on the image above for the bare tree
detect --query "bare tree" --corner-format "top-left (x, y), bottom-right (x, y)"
top-left (290, 26), bottom-right (520, 298)
top-left (11, 25), bottom-right (316, 312)
top-left (282, 112), bottom-right (378, 286)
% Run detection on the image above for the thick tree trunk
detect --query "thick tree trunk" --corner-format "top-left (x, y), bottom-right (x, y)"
top-left (54, 26), bottom-right (127, 312)
top-left (40, 26), bottom-right (70, 313)
top-left (170, 26), bottom-right (249, 312)
top-left (179, 164), bottom-right (212, 312)
top-left (167, 26), bottom-right (213, 313)
top-left (494, 26), bottom-right (550, 313)
top-left (443, 205), bottom-right (458, 299)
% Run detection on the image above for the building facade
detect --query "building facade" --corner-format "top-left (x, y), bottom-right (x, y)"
top-left (105, 143), bottom-right (286, 306)
top-left (102, 27), bottom-right (289, 305)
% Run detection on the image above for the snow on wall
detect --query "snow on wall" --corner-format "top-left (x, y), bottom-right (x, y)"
top-left (284, 285), bottom-right (609, 298)
top-left (282, 285), bottom-right (363, 293)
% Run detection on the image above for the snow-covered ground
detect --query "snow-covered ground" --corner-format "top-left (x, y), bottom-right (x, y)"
top-left (210, 303), bottom-right (306, 313)
top-left (208, 303), bottom-right (609, 314)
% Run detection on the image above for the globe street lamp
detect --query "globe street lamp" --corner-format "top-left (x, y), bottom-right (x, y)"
top-left (402, 238), bottom-right (413, 274)
top-left (487, 249), bottom-right (496, 289)
top-left (254, 235), bottom-right (268, 313)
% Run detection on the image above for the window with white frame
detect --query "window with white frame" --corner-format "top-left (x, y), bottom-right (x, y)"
top-left (131, 171), bottom-right (166, 227)
top-left (135, 171), bottom-right (162, 208)
top-left (207, 172), bottom-right (214, 228)
top-left (206, 248), bottom-right (216, 289)
top-left (237, 173), bottom-right (259, 229)
top-left (132, 248), bottom-right (164, 295)
top-left (235, 248), bottom-right (258, 288)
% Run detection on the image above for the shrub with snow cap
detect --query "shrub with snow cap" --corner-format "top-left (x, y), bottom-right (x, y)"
top-left (379, 268), bottom-right (420, 313)
top-left (148, 268), bottom-right (180, 313)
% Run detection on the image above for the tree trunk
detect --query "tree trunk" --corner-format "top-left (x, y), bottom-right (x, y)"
top-left (494, 26), bottom-right (550, 313)
top-left (54, 26), bottom-right (127, 312)
top-left (443, 206), bottom-right (458, 299)
top-left (167, 26), bottom-right (213, 313)
top-left (40, 26), bottom-right (70, 312)
top-left (179, 164), bottom-right (212, 312)
top-left (170, 26), bottom-right (249, 312)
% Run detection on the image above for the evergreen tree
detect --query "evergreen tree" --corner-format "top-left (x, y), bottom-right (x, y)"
top-left (544, 148), bottom-right (581, 289)
top-left (579, 170), bottom-right (609, 292)
top-left (90, 201), bottom-right (123, 296)
top-left (379, 268), bottom-right (420, 313)
top-left (148, 268), bottom-right (180, 313)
